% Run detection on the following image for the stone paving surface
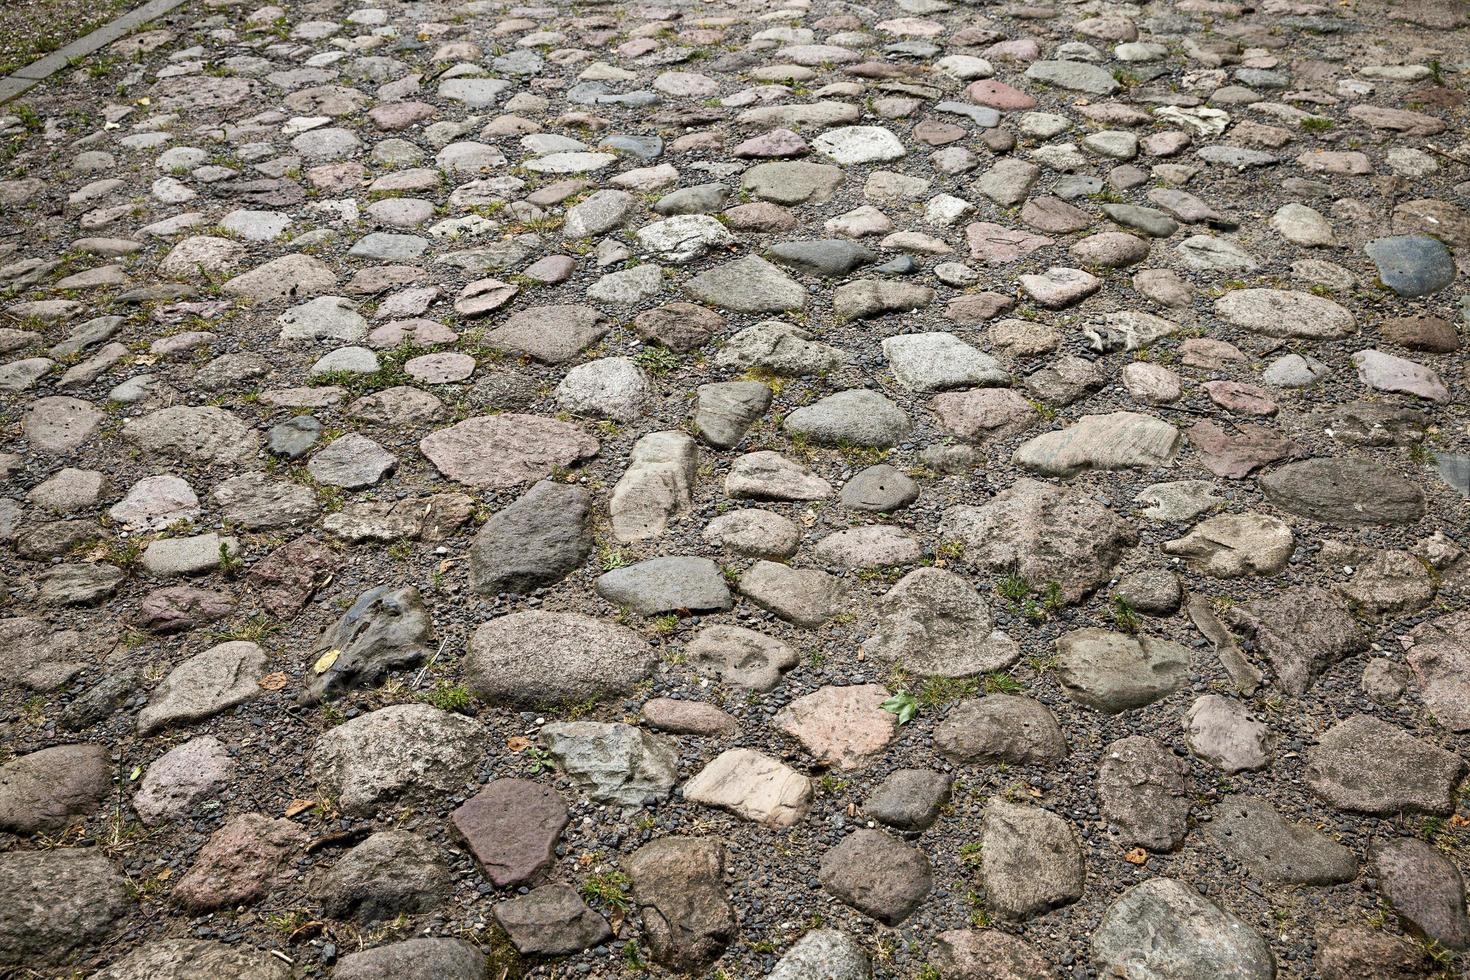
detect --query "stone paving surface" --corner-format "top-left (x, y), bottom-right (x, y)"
top-left (0, 0), bottom-right (1469, 976)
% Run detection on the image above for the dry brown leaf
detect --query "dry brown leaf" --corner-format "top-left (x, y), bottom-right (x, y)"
top-left (258, 672), bottom-right (288, 691)
top-left (284, 799), bottom-right (316, 818)
top-left (1123, 848), bottom-right (1148, 865)
top-left (506, 735), bottom-right (532, 752)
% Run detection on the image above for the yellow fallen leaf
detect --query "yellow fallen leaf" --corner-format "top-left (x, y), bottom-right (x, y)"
top-left (313, 649), bottom-right (339, 674)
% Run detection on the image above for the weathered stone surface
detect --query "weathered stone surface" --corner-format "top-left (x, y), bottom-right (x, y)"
top-left (1305, 715), bottom-right (1463, 815)
top-left (133, 736), bottom-right (233, 826)
top-left (90, 940), bottom-right (290, 980)
top-left (138, 641), bottom-right (266, 733)
top-left (466, 611), bottom-right (653, 705)
top-left (123, 406), bottom-right (260, 464)
top-left (864, 568), bottom-right (1018, 677)
top-left (935, 696), bottom-right (1067, 765)
top-left (768, 930), bottom-right (873, 980)
top-left (451, 779), bottom-right (567, 887)
top-left (610, 431), bottom-right (696, 541)
top-left (494, 884), bottom-right (611, 956)
top-left (627, 838), bottom-right (736, 969)
top-left (980, 800), bottom-right (1084, 918)
top-left (1225, 587), bottom-right (1366, 695)
top-left (1164, 512), bottom-right (1294, 577)
top-left (774, 684), bottom-right (895, 770)
top-left (538, 721), bottom-right (678, 805)
top-left (1098, 736), bottom-right (1191, 852)
top-left (1373, 838), bottom-right (1470, 950)
top-left (471, 481), bottom-right (591, 593)
top-left (310, 704), bottom-right (482, 815)
top-left (1092, 879), bottom-right (1274, 979)
top-left (0, 744), bottom-right (109, 834)
top-left (302, 585), bottom-right (432, 703)
top-left (420, 414), bottom-right (598, 488)
top-left (310, 834), bottom-right (446, 922)
top-left (929, 930), bottom-right (1053, 979)
top-left (686, 624), bottom-right (798, 690)
top-left (172, 813), bottom-right (307, 911)
top-left (1402, 612), bottom-right (1470, 731)
top-left (1185, 695), bottom-right (1270, 773)
top-left (1208, 795), bottom-right (1357, 886)
top-left (820, 829), bottom-right (932, 925)
top-left (333, 939), bottom-right (484, 980)
top-left (738, 560), bottom-right (847, 627)
top-left (940, 480), bottom-right (1137, 603)
top-left (1055, 629), bottom-right (1190, 713)
top-left (596, 556), bottom-right (732, 616)
top-left (1015, 411), bottom-right (1181, 477)
top-left (683, 748), bottom-right (812, 826)
top-left (0, 850), bottom-right (128, 967)
top-left (864, 770), bottom-right (951, 832)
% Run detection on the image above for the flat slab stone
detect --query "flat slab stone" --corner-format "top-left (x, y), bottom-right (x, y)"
top-left (980, 799), bottom-right (1084, 918)
top-left (935, 695), bottom-right (1067, 765)
top-left (683, 748), bottom-right (812, 826)
top-left (1014, 411), bottom-right (1181, 477)
top-left (466, 611), bottom-right (654, 706)
top-left (774, 684), bottom-right (896, 770)
top-left (1261, 457), bottom-right (1425, 526)
top-left (1402, 612), bottom-right (1470, 732)
top-left (420, 415), bottom-right (599, 488)
top-left (1208, 795), bottom-right (1357, 886)
top-left (595, 556), bottom-right (733, 616)
top-left (451, 779), bottom-right (567, 886)
top-left (484, 304), bottom-right (608, 363)
top-left (1055, 628), bottom-right (1190, 713)
top-left (683, 256), bottom-right (807, 313)
top-left (1305, 714), bottom-right (1463, 815)
top-left (1214, 288), bottom-right (1355, 339)
top-left (1092, 879), bottom-right (1273, 979)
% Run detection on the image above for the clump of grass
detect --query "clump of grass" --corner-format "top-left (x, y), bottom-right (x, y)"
top-left (1299, 116), bottom-right (1334, 132)
top-left (580, 869), bottom-right (632, 910)
top-left (418, 681), bottom-right (474, 713)
top-left (633, 345), bottom-right (680, 376)
top-left (1111, 596), bottom-right (1142, 634)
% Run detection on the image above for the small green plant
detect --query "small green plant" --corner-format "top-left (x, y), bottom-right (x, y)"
top-left (622, 938), bottom-right (649, 971)
top-left (996, 574), bottom-right (1031, 602)
top-left (1111, 596), bottom-right (1142, 634)
top-left (1299, 116), bottom-right (1334, 132)
top-left (580, 870), bottom-right (632, 910)
top-left (958, 841), bottom-right (984, 868)
top-left (418, 681), bottom-right (474, 713)
top-left (881, 689), bottom-right (919, 725)
top-left (983, 672), bottom-right (1024, 695)
top-left (217, 542), bottom-right (242, 578)
top-left (633, 345), bottom-right (680, 376)
top-left (917, 965), bottom-right (942, 980)
top-left (525, 746), bottom-right (554, 775)
top-left (598, 545), bottom-right (631, 571)
top-left (650, 613), bottom-right (679, 635)
top-left (818, 774), bottom-right (850, 795)
top-left (919, 675), bottom-right (977, 706)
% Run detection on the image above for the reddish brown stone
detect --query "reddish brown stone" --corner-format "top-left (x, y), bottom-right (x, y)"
top-left (1203, 380), bottom-right (1278, 417)
top-left (248, 536), bottom-right (337, 618)
top-left (451, 779), bottom-right (568, 887)
top-left (1381, 314), bottom-right (1460, 353)
top-left (173, 814), bottom-right (307, 912)
top-left (966, 79), bottom-right (1036, 110)
top-left (943, 292), bottom-right (1015, 325)
top-left (642, 698), bottom-right (738, 736)
top-left (135, 585), bottom-right (236, 633)
top-left (1186, 421), bottom-right (1296, 479)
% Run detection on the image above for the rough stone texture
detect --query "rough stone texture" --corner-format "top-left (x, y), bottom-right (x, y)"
top-left (1305, 715), bottom-right (1464, 815)
top-left (0, 744), bottom-right (110, 834)
top-left (470, 480), bottom-right (591, 594)
top-left (626, 838), bottom-right (736, 969)
top-left (0, 850), bottom-right (129, 967)
top-left (941, 480), bottom-right (1137, 603)
top-left (465, 611), bottom-right (654, 705)
top-left (683, 748), bottom-right (812, 826)
top-left (1098, 736), bottom-right (1191, 852)
top-left (309, 705), bottom-right (482, 815)
top-left (819, 829), bottom-right (933, 925)
top-left (1092, 879), bottom-right (1275, 979)
top-left (451, 779), bottom-right (567, 886)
